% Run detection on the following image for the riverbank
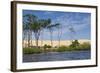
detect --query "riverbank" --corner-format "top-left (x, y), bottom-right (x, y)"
top-left (23, 42), bottom-right (90, 54)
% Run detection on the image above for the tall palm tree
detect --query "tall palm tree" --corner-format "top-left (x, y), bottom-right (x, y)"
top-left (39, 19), bottom-right (51, 47)
top-left (24, 14), bottom-right (52, 48)
top-left (31, 18), bottom-right (51, 48)
top-left (55, 23), bottom-right (62, 47)
top-left (68, 25), bottom-right (76, 42)
top-left (47, 23), bottom-right (60, 47)
top-left (47, 25), bottom-right (53, 47)
top-left (31, 21), bottom-right (41, 48)
top-left (23, 14), bottom-right (37, 47)
top-left (23, 22), bottom-right (30, 47)
top-left (23, 24), bottom-right (26, 47)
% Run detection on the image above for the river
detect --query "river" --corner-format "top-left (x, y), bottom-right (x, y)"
top-left (23, 50), bottom-right (90, 62)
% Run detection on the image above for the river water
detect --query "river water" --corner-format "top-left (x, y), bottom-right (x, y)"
top-left (23, 50), bottom-right (90, 62)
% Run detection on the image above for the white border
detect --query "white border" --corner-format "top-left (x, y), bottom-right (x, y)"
top-left (17, 3), bottom-right (96, 69)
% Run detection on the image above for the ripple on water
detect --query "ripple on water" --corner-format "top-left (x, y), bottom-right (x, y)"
top-left (23, 50), bottom-right (91, 62)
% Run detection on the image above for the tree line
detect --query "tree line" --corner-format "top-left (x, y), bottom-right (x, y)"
top-left (23, 14), bottom-right (75, 48)
top-left (23, 14), bottom-right (62, 48)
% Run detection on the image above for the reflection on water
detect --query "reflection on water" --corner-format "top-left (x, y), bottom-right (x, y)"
top-left (23, 50), bottom-right (91, 62)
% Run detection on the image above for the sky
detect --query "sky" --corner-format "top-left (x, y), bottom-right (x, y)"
top-left (23, 10), bottom-right (91, 40)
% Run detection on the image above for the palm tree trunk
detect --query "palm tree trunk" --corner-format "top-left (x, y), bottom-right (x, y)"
top-left (41, 31), bottom-right (43, 48)
top-left (28, 30), bottom-right (31, 47)
top-left (58, 28), bottom-right (60, 47)
top-left (50, 31), bottom-right (53, 47)
top-left (28, 32), bottom-right (30, 47)
top-left (30, 31), bottom-right (33, 47)
top-left (58, 38), bottom-right (60, 47)
top-left (58, 27), bottom-right (62, 48)
top-left (23, 33), bottom-right (25, 48)
top-left (34, 33), bottom-right (40, 48)
top-left (35, 38), bottom-right (39, 48)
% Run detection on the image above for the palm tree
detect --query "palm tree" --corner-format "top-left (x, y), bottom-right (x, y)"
top-left (23, 14), bottom-right (37, 47)
top-left (47, 23), bottom-right (60, 47)
top-left (55, 23), bottom-right (62, 47)
top-left (31, 18), bottom-right (51, 48)
top-left (68, 25), bottom-right (76, 42)
top-left (23, 13), bottom-right (52, 48)
top-left (39, 19), bottom-right (51, 47)
top-left (31, 21), bottom-right (41, 48)
top-left (23, 24), bottom-right (26, 47)
top-left (47, 25), bottom-right (53, 47)
top-left (23, 22), bottom-right (30, 47)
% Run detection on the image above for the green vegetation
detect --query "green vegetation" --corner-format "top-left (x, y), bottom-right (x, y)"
top-left (55, 40), bottom-right (90, 52)
top-left (23, 48), bottom-right (43, 54)
top-left (44, 44), bottom-right (52, 49)
top-left (23, 40), bottom-right (91, 54)
top-left (56, 42), bottom-right (90, 52)
top-left (70, 40), bottom-right (80, 47)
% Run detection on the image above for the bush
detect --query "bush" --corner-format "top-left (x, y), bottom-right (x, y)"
top-left (78, 42), bottom-right (91, 50)
top-left (70, 40), bottom-right (80, 48)
top-left (43, 44), bottom-right (52, 48)
top-left (23, 48), bottom-right (42, 54)
top-left (56, 42), bottom-right (91, 52)
top-left (57, 46), bottom-right (69, 52)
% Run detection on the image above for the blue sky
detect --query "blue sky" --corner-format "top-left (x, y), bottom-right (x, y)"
top-left (23, 10), bottom-right (91, 40)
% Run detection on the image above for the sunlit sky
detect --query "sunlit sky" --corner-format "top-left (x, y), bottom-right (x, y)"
top-left (23, 10), bottom-right (91, 40)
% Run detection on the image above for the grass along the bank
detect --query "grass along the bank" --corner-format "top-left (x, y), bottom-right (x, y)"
top-left (56, 43), bottom-right (90, 52)
top-left (23, 42), bottom-right (90, 54)
top-left (23, 48), bottom-right (43, 54)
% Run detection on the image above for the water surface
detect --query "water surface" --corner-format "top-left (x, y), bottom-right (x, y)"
top-left (23, 50), bottom-right (91, 62)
